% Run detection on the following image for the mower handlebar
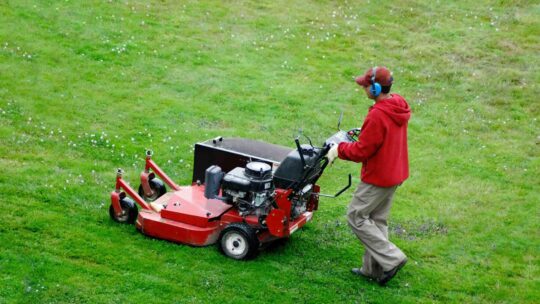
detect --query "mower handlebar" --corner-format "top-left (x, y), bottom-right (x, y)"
top-left (295, 137), bottom-right (307, 169)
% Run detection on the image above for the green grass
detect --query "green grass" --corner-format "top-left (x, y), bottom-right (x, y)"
top-left (1, 0), bottom-right (538, 303)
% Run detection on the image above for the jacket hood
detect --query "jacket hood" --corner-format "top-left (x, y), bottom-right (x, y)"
top-left (372, 94), bottom-right (411, 126)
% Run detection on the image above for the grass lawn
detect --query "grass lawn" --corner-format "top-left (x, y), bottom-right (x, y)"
top-left (0, 0), bottom-right (538, 303)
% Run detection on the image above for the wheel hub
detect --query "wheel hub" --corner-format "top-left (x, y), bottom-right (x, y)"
top-left (117, 209), bottom-right (129, 222)
top-left (145, 190), bottom-right (158, 201)
top-left (224, 232), bottom-right (246, 257)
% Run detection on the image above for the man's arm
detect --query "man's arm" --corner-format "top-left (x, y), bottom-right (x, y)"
top-left (337, 113), bottom-right (385, 163)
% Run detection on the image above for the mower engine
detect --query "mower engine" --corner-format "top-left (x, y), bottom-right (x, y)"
top-left (220, 162), bottom-right (274, 218)
top-left (205, 143), bottom-right (324, 225)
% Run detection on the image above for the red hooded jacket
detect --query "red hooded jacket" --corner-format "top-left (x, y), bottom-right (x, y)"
top-left (338, 94), bottom-right (411, 187)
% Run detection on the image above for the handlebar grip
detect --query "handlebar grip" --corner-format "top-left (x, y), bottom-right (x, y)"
top-left (321, 144), bottom-right (331, 156)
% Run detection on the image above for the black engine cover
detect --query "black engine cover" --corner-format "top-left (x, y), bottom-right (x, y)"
top-left (222, 166), bottom-right (273, 193)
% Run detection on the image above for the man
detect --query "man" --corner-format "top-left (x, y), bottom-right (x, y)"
top-left (326, 66), bottom-right (411, 285)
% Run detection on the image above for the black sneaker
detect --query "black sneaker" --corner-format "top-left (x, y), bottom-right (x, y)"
top-left (377, 258), bottom-right (407, 286)
top-left (351, 268), bottom-right (374, 280)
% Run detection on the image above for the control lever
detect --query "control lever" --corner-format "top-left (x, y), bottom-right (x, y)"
top-left (317, 174), bottom-right (352, 198)
top-left (295, 137), bottom-right (307, 169)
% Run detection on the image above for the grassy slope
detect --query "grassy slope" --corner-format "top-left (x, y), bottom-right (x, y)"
top-left (0, 0), bottom-right (538, 303)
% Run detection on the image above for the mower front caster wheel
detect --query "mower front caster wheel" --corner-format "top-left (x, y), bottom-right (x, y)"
top-left (138, 178), bottom-right (166, 203)
top-left (219, 223), bottom-right (260, 260)
top-left (109, 197), bottom-right (138, 224)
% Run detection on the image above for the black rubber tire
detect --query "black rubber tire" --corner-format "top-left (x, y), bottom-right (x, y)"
top-left (218, 223), bottom-right (260, 260)
top-left (109, 197), bottom-right (138, 224)
top-left (138, 178), bottom-right (166, 203)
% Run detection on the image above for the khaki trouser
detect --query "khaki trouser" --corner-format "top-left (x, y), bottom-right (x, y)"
top-left (347, 182), bottom-right (406, 277)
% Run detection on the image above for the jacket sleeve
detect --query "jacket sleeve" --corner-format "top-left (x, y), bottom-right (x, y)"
top-left (337, 111), bottom-right (385, 163)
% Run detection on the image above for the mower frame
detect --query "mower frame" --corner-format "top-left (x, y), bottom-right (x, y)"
top-left (110, 139), bottom-right (322, 258)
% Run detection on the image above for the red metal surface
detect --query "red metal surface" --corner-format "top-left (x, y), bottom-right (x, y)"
top-left (267, 208), bottom-right (287, 237)
top-left (307, 184), bottom-right (320, 212)
top-left (288, 211), bottom-right (313, 235)
top-left (135, 185), bottom-right (231, 246)
top-left (219, 209), bottom-right (260, 227)
top-left (137, 202), bottom-right (314, 246)
top-left (274, 189), bottom-right (293, 220)
top-left (146, 158), bottom-right (181, 191)
top-left (159, 185), bottom-right (232, 227)
top-left (110, 191), bottom-right (122, 215)
top-left (137, 209), bottom-right (223, 246)
top-left (116, 178), bottom-right (152, 211)
top-left (144, 153), bottom-right (152, 171)
top-left (266, 209), bottom-right (313, 238)
top-left (265, 188), bottom-right (316, 238)
top-left (139, 171), bottom-right (153, 197)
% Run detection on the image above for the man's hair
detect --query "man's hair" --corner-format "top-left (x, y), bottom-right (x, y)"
top-left (381, 85), bottom-right (392, 94)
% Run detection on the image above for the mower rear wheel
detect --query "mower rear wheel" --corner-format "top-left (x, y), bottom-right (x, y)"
top-left (109, 197), bottom-right (138, 224)
top-left (219, 223), bottom-right (259, 260)
top-left (138, 178), bottom-right (166, 203)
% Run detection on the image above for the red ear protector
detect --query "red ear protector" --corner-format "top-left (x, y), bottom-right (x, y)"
top-left (370, 67), bottom-right (382, 97)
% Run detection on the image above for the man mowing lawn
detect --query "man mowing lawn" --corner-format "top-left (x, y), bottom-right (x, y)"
top-left (327, 66), bottom-right (411, 285)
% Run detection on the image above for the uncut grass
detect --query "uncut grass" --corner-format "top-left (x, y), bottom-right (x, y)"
top-left (1, 0), bottom-right (539, 303)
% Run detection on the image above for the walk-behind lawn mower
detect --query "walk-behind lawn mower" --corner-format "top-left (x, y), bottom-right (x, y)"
top-left (109, 128), bottom-right (357, 260)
